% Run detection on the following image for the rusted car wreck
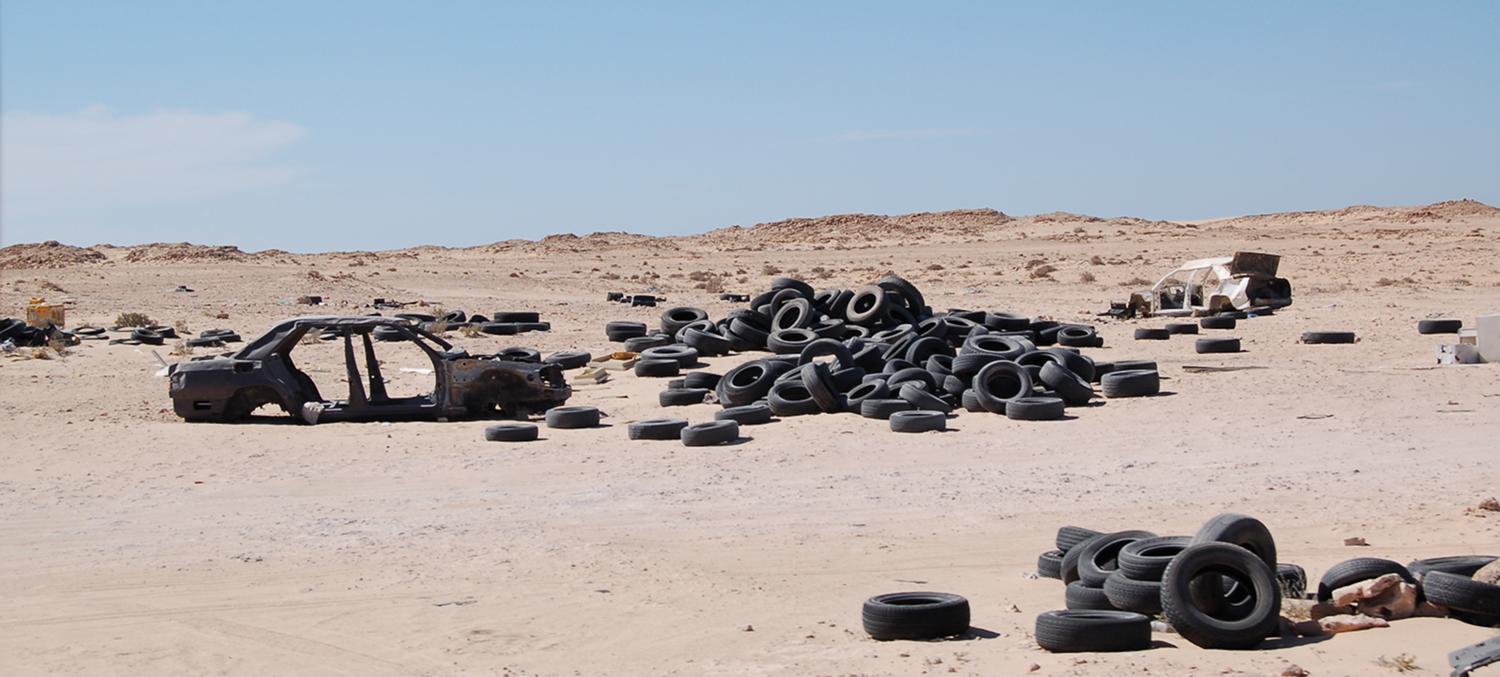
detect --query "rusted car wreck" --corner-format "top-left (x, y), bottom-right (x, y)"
top-left (1117, 252), bottom-right (1292, 318)
top-left (168, 316), bottom-right (571, 423)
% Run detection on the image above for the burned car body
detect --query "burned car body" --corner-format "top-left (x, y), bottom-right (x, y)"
top-left (1125, 252), bottom-right (1292, 317)
top-left (169, 316), bottom-right (570, 423)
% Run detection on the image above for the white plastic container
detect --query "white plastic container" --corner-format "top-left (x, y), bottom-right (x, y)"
top-left (1477, 313), bottom-right (1500, 363)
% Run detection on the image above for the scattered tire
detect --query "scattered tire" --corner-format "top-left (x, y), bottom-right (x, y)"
top-left (972, 361), bottom-right (1033, 414)
top-left (1300, 331), bottom-right (1356, 344)
top-left (1077, 530), bottom-right (1158, 587)
top-left (897, 382), bottom-right (952, 413)
top-left (1134, 328), bottom-right (1170, 340)
top-left (768, 380), bottom-right (821, 417)
top-left (1039, 361), bottom-right (1094, 406)
top-left (1005, 396), bottom-right (1065, 421)
top-left (845, 380), bottom-right (891, 411)
top-left (715, 403), bottom-right (773, 425)
top-left (767, 328), bottom-right (818, 354)
top-left (131, 327), bottom-right (167, 345)
top-left (544, 351), bottom-right (591, 370)
top-left (682, 371), bottom-right (722, 389)
top-left (1165, 322), bottom-right (1198, 335)
top-left (1101, 369), bottom-right (1160, 398)
top-left (1160, 542), bottom-right (1281, 650)
top-left (483, 423), bottom-right (539, 442)
top-left (1192, 513), bottom-right (1278, 572)
top-left (1056, 526), bottom-right (1102, 553)
top-left (800, 362), bottom-right (842, 413)
top-left (634, 359), bottom-right (680, 377)
top-left (1103, 572), bottom-right (1165, 614)
top-left (860, 398), bottom-right (914, 420)
top-left (1199, 316), bottom-right (1237, 330)
top-left (1407, 555), bottom-right (1498, 580)
top-left (1034, 610), bottom-right (1151, 653)
top-left (627, 418), bottom-right (690, 440)
top-left (641, 345), bottom-right (698, 367)
top-left (1417, 319), bottom-right (1463, 334)
top-left (1421, 571), bottom-right (1500, 615)
top-left (960, 389), bottom-right (984, 412)
top-left (1118, 536), bottom-right (1191, 581)
top-left (861, 592), bottom-right (969, 641)
top-left (545, 406), bottom-right (601, 429)
top-left (889, 410), bottom-right (946, 433)
top-left (623, 334), bottom-right (672, 352)
top-left (481, 322), bottom-right (521, 336)
top-left (680, 420), bottom-right (740, 446)
top-left (1038, 550), bottom-right (1065, 579)
top-left (494, 311), bottom-right (540, 323)
top-left (1064, 581), bottom-right (1116, 611)
top-left (1195, 337), bottom-right (1241, 353)
top-left (1316, 558), bottom-right (1415, 601)
top-left (659, 388), bottom-right (710, 407)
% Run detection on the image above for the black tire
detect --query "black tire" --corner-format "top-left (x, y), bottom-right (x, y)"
top-left (1300, 331), bottom-right (1356, 344)
top-left (682, 329), bottom-right (731, 357)
top-left (951, 351), bottom-right (1002, 378)
top-left (1118, 536), bottom-right (1192, 581)
top-left (519, 321), bottom-right (552, 333)
top-left (889, 410), bottom-right (946, 433)
top-left (543, 351), bottom-right (591, 369)
top-left (1200, 316), bottom-right (1237, 330)
top-left (481, 322), bottom-right (521, 336)
top-left (545, 406), bottom-right (601, 429)
top-left (1316, 558), bottom-right (1414, 601)
top-left (767, 328), bottom-right (818, 355)
top-left (623, 334), bottom-right (672, 352)
top-left (770, 276), bottom-right (816, 298)
top-left (715, 403), bottom-right (773, 425)
top-left (1417, 319), bottom-right (1463, 334)
top-left (798, 337), bottom-right (855, 369)
top-left (660, 307), bottom-right (709, 336)
top-left (1165, 322), bottom-right (1198, 335)
top-left (960, 389), bottom-right (984, 412)
top-left (1407, 555), bottom-right (1498, 580)
top-left (606, 292), bottom-right (624, 302)
top-left (768, 380), bottom-right (821, 417)
top-left (184, 337), bottom-right (225, 348)
top-left (972, 361), bottom-right (1033, 414)
top-left (800, 362), bottom-right (842, 413)
top-left (1421, 571), bottom-right (1500, 615)
top-left (498, 347), bottom-right (542, 363)
top-left (876, 275), bottom-right (926, 317)
top-left (1449, 609), bottom-right (1500, 627)
top-left (1039, 362), bottom-right (1094, 406)
top-left (1103, 572), bottom-right (1165, 614)
top-left (1195, 337), bottom-right (1241, 354)
top-left (1134, 328), bottom-right (1171, 340)
top-left (680, 420), bottom-right (740, 446)
top-left (897, 382), bottom-right (952, 413)
top-left (845, 380), bottom-right (890, 411)
top-left (131, 327), bottom-right (166, 345)
top-left (718, 359), bottom-right (792, 406)
top-left (1064, 581), bottom-right (1116, 611)
top-left (844, 286), bottom-right (888, 325)
top-left (1113, 359), bottom-right (1158, 373)
top-left (1038, 550), bottom-right (1065, 579)
top-left (1160, 543), bottom-right (1281, 650)
top-left (659, 388), bottom-right (710, 406)
top-left (1062, 534), bottom-right (1104, 583)
top-left (1077, 530), bottom-right (1158, 587)
top-left (861, 592), bottom-right (969, 641)
top-left (494, 311), bottom-right (540, 323)
top-left (483, 423), bottom-right (538, 442)
top-left (1056, 526), bottom-right (1102, 553)
top-left (634, 359), bottom-right (680, 377)
top-left (887, 367), bottom-right (938, 392)
top-left (1005, 396), bottom-right (1064, 421)
top-left (1100, 369), bottom-right (1160, 398)
top-left (627, 418), bottom-right (690, 440)
top-left (1034, 610), bottom-right (1151, 653)
top-left (961, 334), bottom-right (1030, 361)
top-left (1192, 513), bottom-right (1277, 572)
top-left (640, 345), bottom-right (698, 367)
top-left (860, 398), bottom-right (913, 420)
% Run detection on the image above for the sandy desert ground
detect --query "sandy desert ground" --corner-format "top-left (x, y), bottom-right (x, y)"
top-left (2, 199), bottom-right (1499, 676)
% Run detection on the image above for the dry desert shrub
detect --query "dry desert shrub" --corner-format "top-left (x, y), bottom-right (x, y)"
top-left (1119, 276), bottom-right (1151, 287)
top-left (1079, 271), bottom-right (1097, 283)
top-left (1029, 264), bottom-right (1057, 279)
top-left (1089, 255), bottom-right (1105, 266)
top-left (114, 312), bottom-right (154, 327)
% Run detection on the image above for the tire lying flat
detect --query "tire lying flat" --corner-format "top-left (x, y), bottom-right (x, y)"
top-left (1034, 610), bottom-right (1151, 653)
top-left (862, 592), bottom-right (970, 640)
top-left (483, 423), bottom-right (539, 442)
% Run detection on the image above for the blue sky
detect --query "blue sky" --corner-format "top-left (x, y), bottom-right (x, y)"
top-left (3, 1), bottom-right (1498, 251)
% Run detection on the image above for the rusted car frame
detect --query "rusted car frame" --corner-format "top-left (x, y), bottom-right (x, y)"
top-left (168, 316), bottom-right (570, 423)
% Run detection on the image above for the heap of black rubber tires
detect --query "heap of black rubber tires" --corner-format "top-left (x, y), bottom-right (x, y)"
top-left (606, 275), bottom-right (1163, 428)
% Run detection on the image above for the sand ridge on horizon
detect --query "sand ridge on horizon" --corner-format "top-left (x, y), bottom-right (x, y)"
top-left (2, 198), bottom-right (1499, 676)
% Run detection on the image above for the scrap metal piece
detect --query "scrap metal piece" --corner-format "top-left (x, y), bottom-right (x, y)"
top-left (1451, 636), bottom-right (1500, 677)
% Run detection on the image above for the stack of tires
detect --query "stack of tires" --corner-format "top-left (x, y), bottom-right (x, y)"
top-left (1036, 513), bottom-right (1289, 652)
top-left (604, 274), bottom-right (1164, 429)
top-left (1312, 555), bottom-right (1500, 627)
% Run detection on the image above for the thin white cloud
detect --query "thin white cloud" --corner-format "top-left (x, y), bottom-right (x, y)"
top-left (835, 128), bottom-right (977, 142)
top-left (1, 105), bottom-right (305, 221)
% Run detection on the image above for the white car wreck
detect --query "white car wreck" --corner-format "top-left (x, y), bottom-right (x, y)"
top-left (1122, 252), bottom-right (1292, 318)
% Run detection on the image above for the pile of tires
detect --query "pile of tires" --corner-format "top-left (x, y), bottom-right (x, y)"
top-left (1036, 513), bottom-right (1291, 651)
top-left (0, 318), bottom-right (83, 348)
top-left (1314, 555), bottom-right (1500, 628)
top-left (604, 275), bottom-right (1164, 430)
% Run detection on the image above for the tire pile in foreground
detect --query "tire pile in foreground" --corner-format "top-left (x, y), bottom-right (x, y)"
top-left (604, 274), bottom-right (1164, 445)
top-left (1031, 513), bottom-right (1499, 652)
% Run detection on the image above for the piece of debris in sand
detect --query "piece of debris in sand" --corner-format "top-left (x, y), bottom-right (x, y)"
top-left (1480, 497), bottom-right (1500, 512)
top-left (1104, 251), bottom-right (1292, 319)
top-left (1294, 614), bottom-right (1390, 635)
top-left (1344, 536), bottom-right (1369, 546)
